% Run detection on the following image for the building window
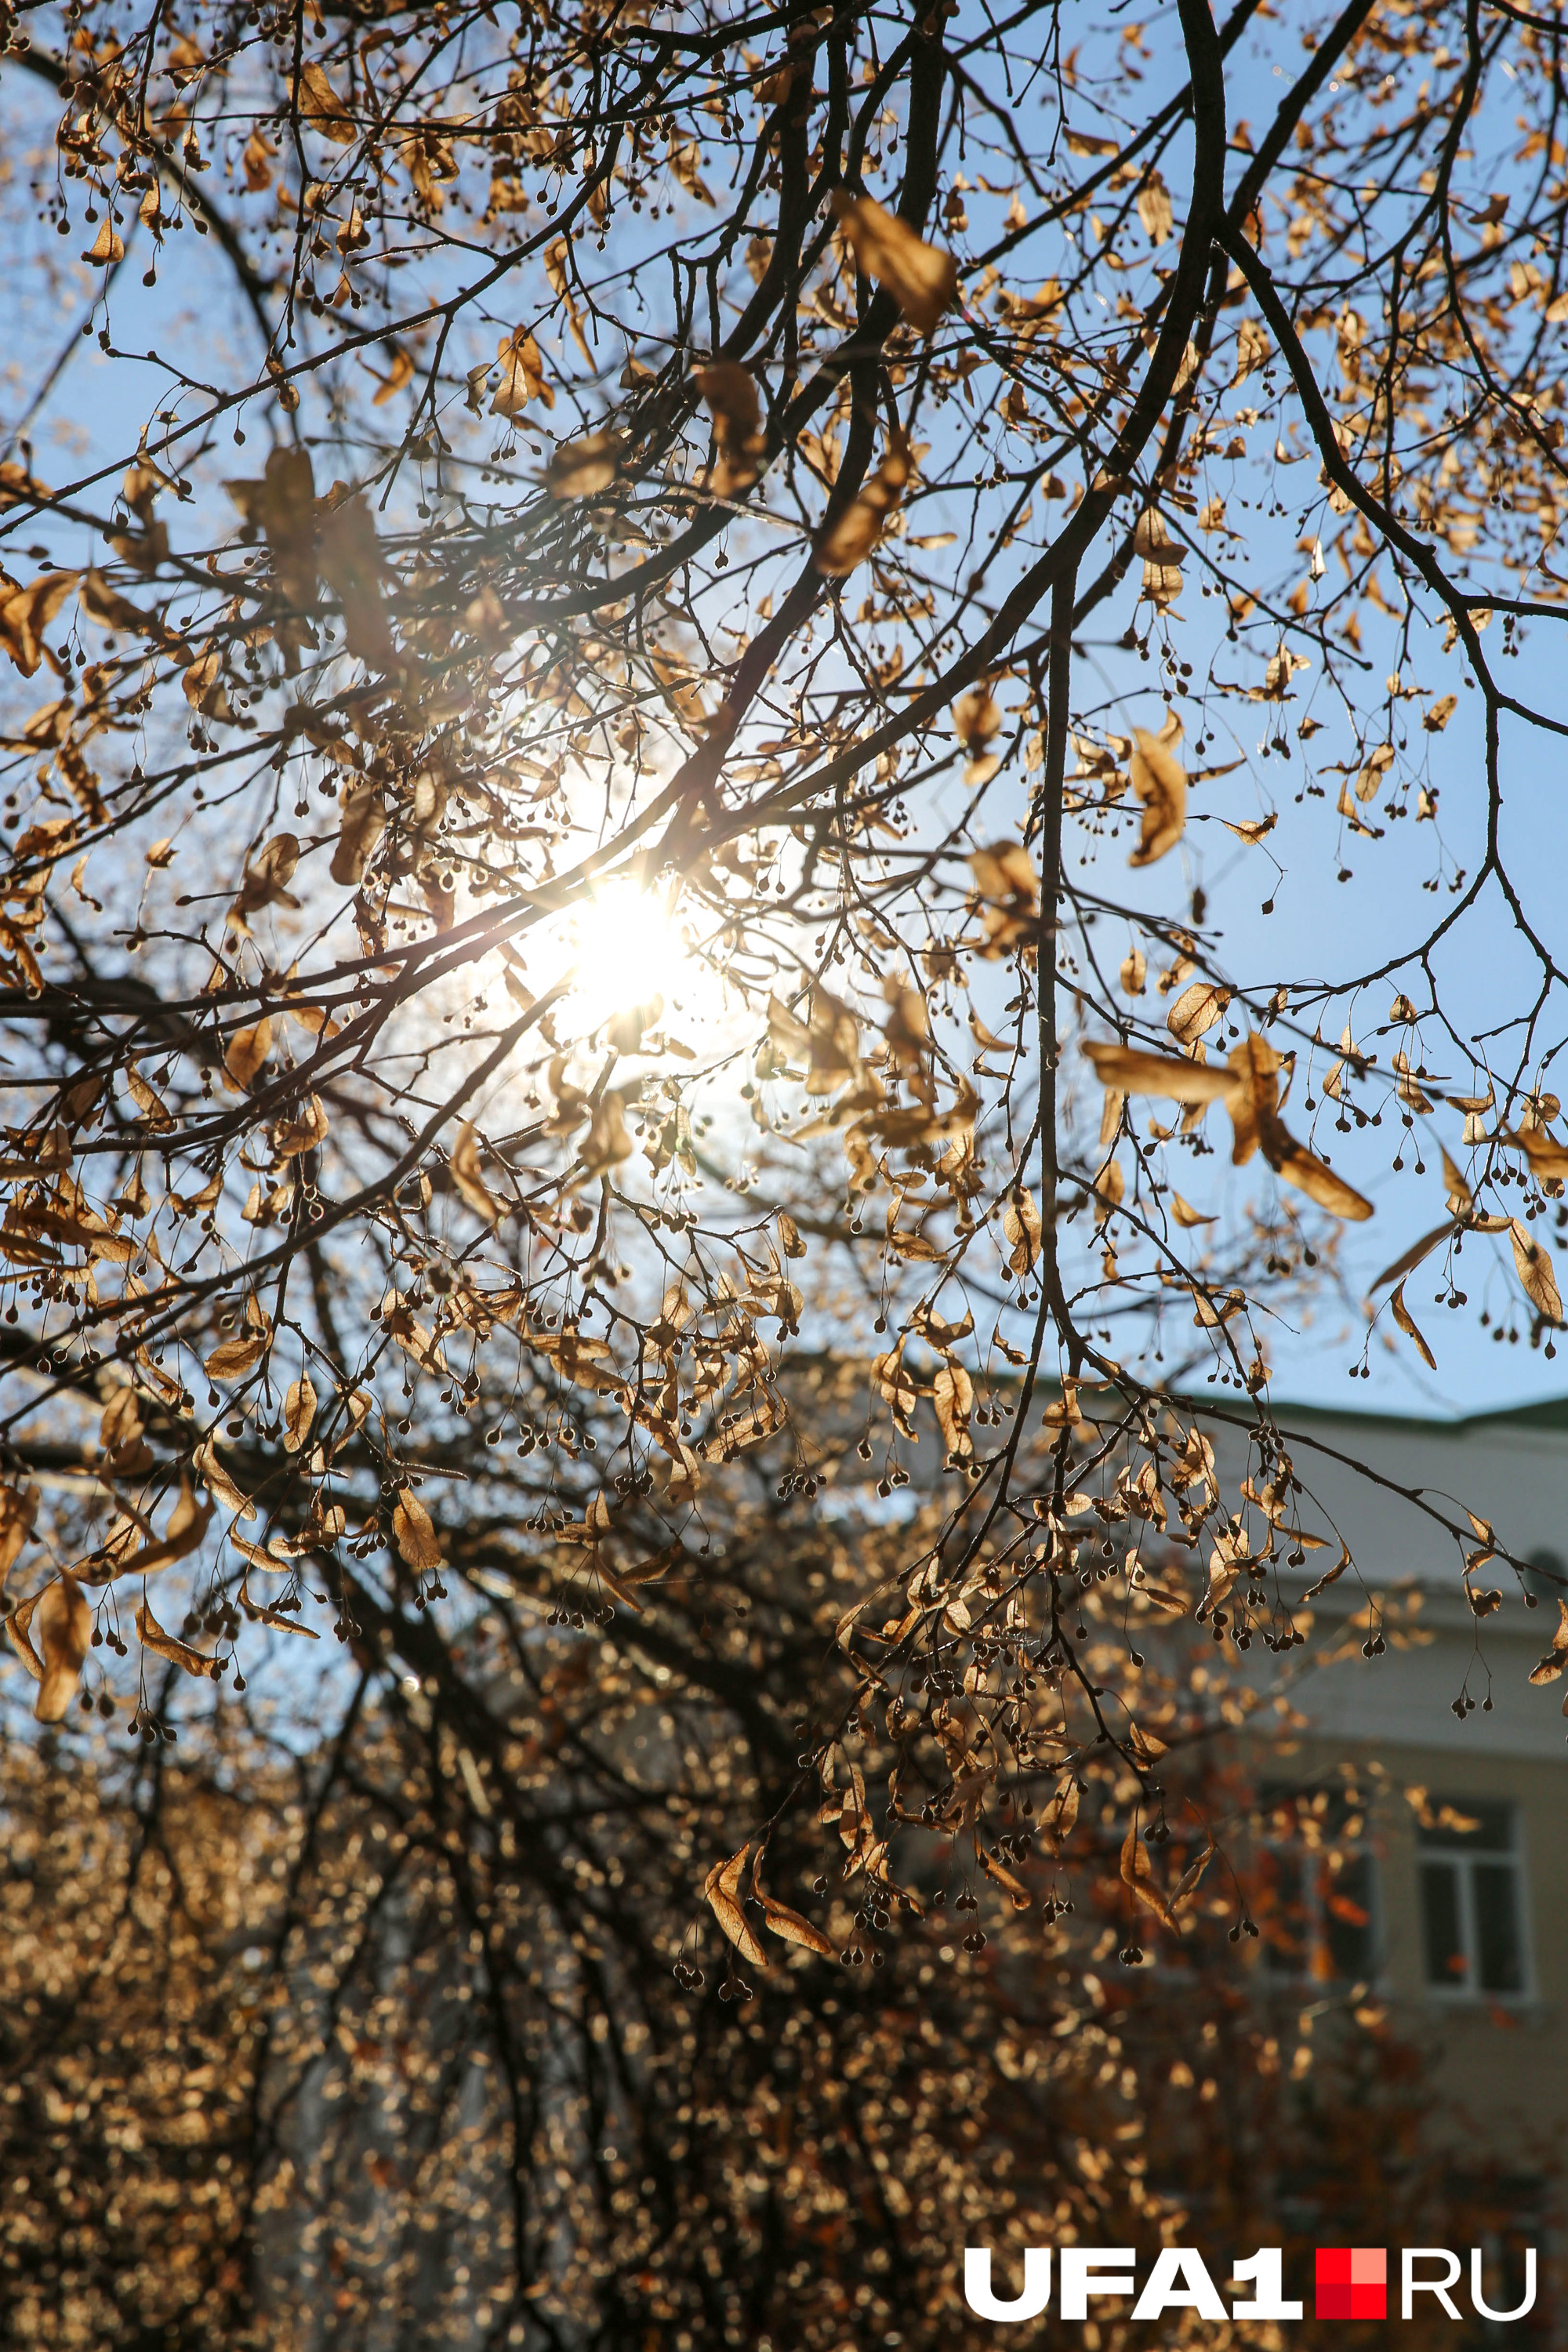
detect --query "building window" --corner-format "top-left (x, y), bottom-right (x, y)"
top-left (1416, 1800), bottom-right (1527, 1998)
top-left (1256, 1787), bottom-right (1377, 1985)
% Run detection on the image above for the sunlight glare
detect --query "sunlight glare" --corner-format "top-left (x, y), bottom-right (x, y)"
top-left (563, 880), bottom-right (707, 1038)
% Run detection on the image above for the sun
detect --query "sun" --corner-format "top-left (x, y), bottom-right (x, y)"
top-left (561, 879), bottom-right (709, 1039)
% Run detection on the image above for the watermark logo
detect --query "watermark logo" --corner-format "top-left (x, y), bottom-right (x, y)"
top-left (1316, 2248), bottom-right (1387, 2321)
top-left (963, 2245), bottom-right (1537, 2325)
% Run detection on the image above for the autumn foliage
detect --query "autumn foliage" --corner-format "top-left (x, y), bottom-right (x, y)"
top-left (1, 0), bottom-right (1567, 2323)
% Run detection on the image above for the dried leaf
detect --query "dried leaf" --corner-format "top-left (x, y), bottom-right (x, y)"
top-left (1171, 1192), bottom-right (1215, 1228)
top-left (1080, 1039), bottom-right (1236, 1108)
top-left (83, 218), bottom-right (126, 267)
top-left (1001, 1187), bottom-right (1041, 1274)
top-left (0, 1480), bottom-right (40, 1584)
top-left (581, 1091), bottom-right (632, 1176)
top-left (205, 1334), bottom-right (266, 1380)
top-left (331, 779), bottom-right (385, 884)
top-left (1268, 1133), bottom-right (1374, 1221)
top-left (451, 1121), bottom-right (503, 1221)
top-left (228, 833), bottom-right (301, 933)
top-left (1136, 171), bottom-right (1173, 245)
top-left (546, 431), bottom-right (625, 500)
top-left (696, 360), bottom-right (764, 495)
top-left (1528, 1597), bottom-right (1568, 1685)
top-left (224, 1016), bottom-right (273, 1092)
top-left (813, 434), bottom-right (912, 575)
top-left (1370, 1220), bottom-right (1457, 1292)
top-left (193, 1437), bottom-right (257, 1523)
top-left (703, 1845), bottom-right (768, 1965)
top-left (1511, 1218), bottom-right (1563, 1323)
top-left (1120, 1821), bottom-right (1177, 1929)
top-left (284, 1374), bottom-right (318, 1452)
top-left (931, 1363), bottom-right (975, 1464)
top-left (953, 684), bottom-right (1000, 750)
top-left (829, 191), bottom-right (957, 335)
top-left (318, 495), bottom-right (395, 668)
top-left (0, 572), bottom-right (78, 677)
top-left (296, 60), bottom-right (357, 143)
top-left (1390, 1281), bottom-right (1437, 1370)
top-left (136, 1598), bottom-right (212, 1678)
top-left (1041, 1775), bottom-right (1080, 1853)
top-left (1128, 713), bottom-right (1187, 865)
top-left (393, 1486), bottom-right (441, 1571)
top-left (491, 328), bottom-right (554, 416)
top-left (273, 1094), bottom-right (329, 1158)
top-left (1167, 982), bottom-right (1230, 1047)
top-left (35, 1575), bottom-right (91, 1722)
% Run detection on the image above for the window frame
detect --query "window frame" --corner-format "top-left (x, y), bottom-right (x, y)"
top-left (1415, 1800), bottom-right (1534, 2006)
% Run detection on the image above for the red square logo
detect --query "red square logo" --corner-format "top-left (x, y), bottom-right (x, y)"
top-left (1316, 2248), bottom-right (1387, 2321)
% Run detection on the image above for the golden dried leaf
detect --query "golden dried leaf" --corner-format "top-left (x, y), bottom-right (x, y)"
top-left (1128, 713), bottom-right (1187, 865)
top-left (829, 191), bottom-right (957, 334)
top-left (283, 1374), bottom-right (318, 1452)
top-left (228, 833), bottom-right (301, 933)
top-left (35, 1574), bottom-right (92, 1722)
top-left (224, 1015), bottom-right (273, 1092)
top-left (1041, 1775), bottom-right (1079, 1853)
top-left (205, 1333), bottom-right (266, 1380)
top-left (331, 779), bottom-right (385, 884)
top-left (1001, 1187), bottom-right (1041, 1274)
top-left (1136, 171), bottom-right (1172, 244)
top-left (1390, 1281), bottom-right (1437, 1370)
top-left (296, 60), bottom-right (357, 143)
top-left (1222, 813), bottom-right (1277, 846)
top-left (393, 1486), bottom-right (441, 1571)
top-left (703, 1845), bottom-right (768, 1965)
top-left (1171, 1192), bottom-right (1215, 1228)
top-left (581, 1091), bottom-right (632, 1176)
top-left (758, 1894), bottom-right (836, 1956)
top-left (451, 1122), bottom-right (503, 1222)
top-left (1091, 1156), bottom-right (1125, 1211)
top-left (274, 1094), bottom-right (329, 1158)
top-left (1167, 982), bottom-right (1230, 1047)
top-left (1527, 1597), bottom-right (1568, 1684)
top-left (318, 495), bottom-right (395, 668)
top-left (1267, 1133), bottom-right (1374, 1221)
top-left (1511, 1218), bottom-right (1563, 1323)
top-left (695, 360), bottom-right (764, 495)
top-left (492, 327), bottom-right (554, 416)
top-left (1119, 948), bottom-right (1146, 996)
top-left (82, 1480), bottom-right (213, 1588)
top-left (932, 1363), bottom-right (975, 1464)
top-left (953, 683), bottom-right (1000, 750)
top-left (1370, 1220), bottom-right (1457, 1292)
top-left (192, 1437), bottom-right (256, 1523)
top-left (1120, 1821), bottom-right (1177, 1930)
top-left (1081, 1039), bottom-right (1236, 1108)
top-left (546, 430), bottom-right (626, 500)
top-left (1440, 1147), bottom-right (1473, 1214)
top-left (136, 1598), bottom-right (212, 1678)
top-left (0, 571), bottom-right (79, 677)
top-left (777, 1210), bottom-right (807, 1259)
top-left (83, 218), bottom-right (126, 266)
top-left (1231, 315), bottom-right (1270, 385)
top-left (0, 1481), bottom-right (39, 1588)
top-left (813, 434), bottom-right (912, 575)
